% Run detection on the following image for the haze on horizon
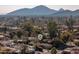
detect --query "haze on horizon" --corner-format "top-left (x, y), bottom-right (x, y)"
top-left (0, 5), bottom-right (79, 15)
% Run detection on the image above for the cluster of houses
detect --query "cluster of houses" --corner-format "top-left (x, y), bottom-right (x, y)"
top-left (0, 20), bottom-right (78, 54)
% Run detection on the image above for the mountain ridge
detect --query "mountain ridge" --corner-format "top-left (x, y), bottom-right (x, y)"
top-left (7, 5), bottom-right (57, 16)
top-left (7, 5), bottom-right (79, 16)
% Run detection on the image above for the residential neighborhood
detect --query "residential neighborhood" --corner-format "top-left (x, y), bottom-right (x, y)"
top-left (0, 5), bottom-right (79, 54)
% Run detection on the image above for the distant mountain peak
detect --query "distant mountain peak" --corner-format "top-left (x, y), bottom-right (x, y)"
top-left (59, 8), bottom-right (64, 12)
top-left (34, 5), bottom-right (47, 7)
top-left (32, 5), bottom-right (51, 10)
top-left (7, 5), bottom-right (57, 16)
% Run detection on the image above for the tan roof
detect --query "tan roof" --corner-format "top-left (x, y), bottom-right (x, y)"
top-left (0, 35), bottom-right (4, 38)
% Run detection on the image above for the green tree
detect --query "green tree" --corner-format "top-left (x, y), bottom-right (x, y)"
top-left (33, 28), bottom-right (42, 35)
top-left (65, 16), bottom-right (75, 32)
top-left (65, 16), bottom-right (75, 42)
top-left (16, 30), bottom-right (23, 38)
top-left (52, 40), bottom-right (67, 50)
top-left (22, 22), bottom-right (33, 37)
top-left (47, 21), bottom-right (58, 39)
top-left (60, 31), bottom-right (72, 43)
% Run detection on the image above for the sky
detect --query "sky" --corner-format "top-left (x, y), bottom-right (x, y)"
top-left (0, 5), bottom-right (79, 14)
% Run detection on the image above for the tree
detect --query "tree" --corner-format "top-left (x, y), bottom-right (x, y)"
top-left (65, 16), bottom-right (75, 32)
top-left (33, 27), bottom-right (42, 35)
top-left (9, 32), bottom-right (16, 39)
top-left (22, 22), bottom-right (33, 37)
top-left (52, 40), bottom-right (67, 50)
top-left (21, 45), bottom-right (26, 54)
top-left (60, 31), bottom-right (72, 43)
top-left (65, 16), bottom-right (75, 42)
top-left (47, 21), bottom-right (58, 39)
top-left (3, 26), bottom-right (7, 33)
top-left (16, 30), bottom-right (23, 38)
top-left (3, 23), bottom-right (7, 33)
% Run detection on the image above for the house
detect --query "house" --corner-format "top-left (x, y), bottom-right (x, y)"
top-left (74, 32), bottom-right (79, 39)
top-left (0, 33), bottom-right (5, 40)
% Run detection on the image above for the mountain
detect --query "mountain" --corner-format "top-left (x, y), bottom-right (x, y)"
top-left (72, 10), bottom-right (79, 16)
top-left (59, 8), bottom-right (64, 12)
top-left (6, 5), bottom-right (79, 17)
top-left (7, 5), bottom-right (57, 16)
top-left (52, 10), bottom-right (72, 17)
top-left (52, 9), bottom-right (79, 17)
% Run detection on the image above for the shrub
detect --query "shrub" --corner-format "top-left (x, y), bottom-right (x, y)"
top-left (51, 47), bottom-right (57, 54)
top-left (74, 41), bottom-right (79, 46)
top-left (52, 40), bottom-right (67, 50)
top-left (21, 45), bottom-right (26, 54)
